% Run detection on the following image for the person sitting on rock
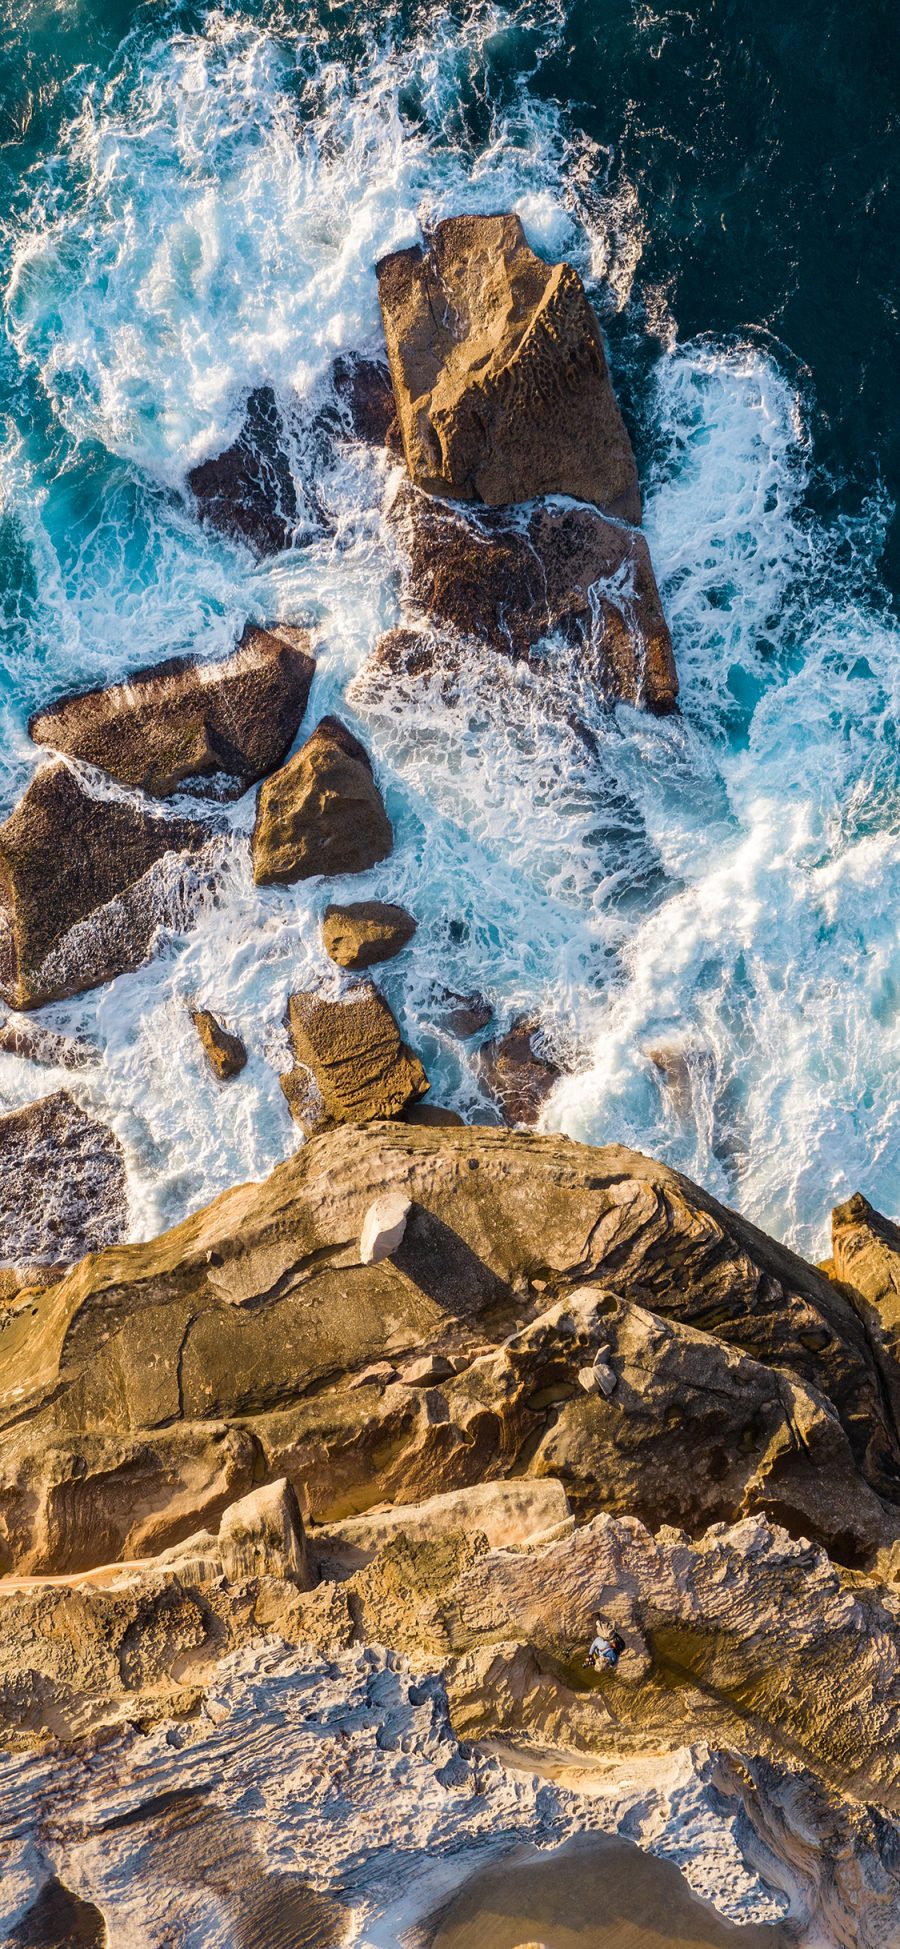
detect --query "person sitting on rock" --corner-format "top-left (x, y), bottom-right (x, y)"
top-left (588, 1618), bottom-right (624, 1671)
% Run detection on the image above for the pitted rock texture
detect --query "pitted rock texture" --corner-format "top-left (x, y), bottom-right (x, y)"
top-left (187, 384), bottom-right (298, 557)
top-left (30, 625), bottom-right (315, 800)
top-left (384, 485), bottom-right (678, 714)
top-left (191, 1009), bottom-right (247, 1082)
top-left (377, 213), bottom-right (641, 520)
top-left (280, 983), bottom-right (428, 1132)
top-left (252, 717), bottom-right (393, 886)
top-left (1, 1125), bottom-right (898, 1579)
top-left (0, 1091), bottom-right (127, 1268)
top-left (0, 761), bottom-right (210, 1009)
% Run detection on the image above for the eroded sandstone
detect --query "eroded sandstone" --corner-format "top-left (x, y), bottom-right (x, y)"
top-left (252, 717), bottom-right (393, 886)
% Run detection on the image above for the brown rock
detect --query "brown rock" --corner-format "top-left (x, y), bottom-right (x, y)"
top-left (187, 384), bottom-right (298, 556)
top-left (403, 1102), bottom-right (465, 1128)
top-left (429, 986), bottom-right (493, 1038)
top-left (386, 484), bottom-right (677, 713)
top-left (191, 1008), bottom-right (247, 1081)
top-left (832, 1192), bottom-right (900, 1432)
top-left (30, 624), bottom-right (315, 799)
top-left (252, 718), bottom-right (393, 887)
top-left (332, 353), bottom-right (399, 447)
top-left (377, 212), bottom-right (641, 520)
top-left (280, 982), bottom-right (428, 1132)
top-left (322, 900), bottom-right (416, 970)
top-left (0, 1090), bottom-right (127, 1267)
top-left (0, 1018), bottom-right (95, 1069)
top-left (478, 1018), bottom-right (562, 1125)
top-left (0, 761), bottom-right (209, 1009)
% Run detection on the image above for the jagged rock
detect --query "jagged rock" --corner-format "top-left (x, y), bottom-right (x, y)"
top-left (323, 900), bottom-right (416, 970)
top-left (377, 213), bottom-right (641, 520)
top-left (832, 1191), bottom-right (900, 1436)
top-left (30, 625), bottom-right (315, 799)
top-left (359, 1191), bottom-right (411, 1265)
top-left (0, 761), bottom-right (209, 1009)
top-left (216, 1479), bottom-right (313, 1585)
top-left (187, 385), bottom-right (298, 556)
top-left (280, 983), bottom-right (428, 1132)
top-left (384, 484), bottom-right (677, 714)
top-left (0, 1091), bottom-right (127, 1268)
top-left (429, 986), bottom-right (494, 1038)
top-left (398, 1352), bottom-right (455, 1387)
top-left (252, 717), bottom-right (393, 886)
top-left (0, 1019), bottom-right (95, 1069)
top-left (191, 1008), bottom-right (247, 1081)
top-left (332, 352), bottom-right (399, 447)
top-left (478, 1017), bottom-right (562, 1125)
top-left (2, 1125), bottom-right (898, 1578)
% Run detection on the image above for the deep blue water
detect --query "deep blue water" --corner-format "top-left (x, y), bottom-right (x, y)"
top-left (0, 0), bottom-right (898, 1255)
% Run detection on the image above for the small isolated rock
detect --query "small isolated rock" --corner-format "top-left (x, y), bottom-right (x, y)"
top-left (359, 1191), bottom-right (412, 1265)
top-left (218, 1478), bottom-right (314, 1587)
top-left (377, 212), bottom-right (641, 519)
top-left (323, 900), bottom-right (416, 971)
top-left (30, 623), bottom-right (315, 800)
top-left (187, 384), bottom-right (298, 557)
top-left (0, 1089), bottom-right (127, 1265)
top-left (253, 718), bottom-right (393, 886)
top-left (280, 982), bottom-right (428, 1131)
top-left (191, 1008), bottom-right (247, 1081)
top-left (0, 761), bottom-right (209, 1009)
top-left (399, 1353), bottom-right (455, 1387)
top-left (478, 1017), bottom-right (562, 1125)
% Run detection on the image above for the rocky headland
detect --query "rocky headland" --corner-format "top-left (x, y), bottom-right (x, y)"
top-left (0, 214), bottom-right (896, 1948)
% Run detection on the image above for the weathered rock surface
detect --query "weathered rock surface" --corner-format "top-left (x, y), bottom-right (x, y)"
top-left (0, 1090), bottom-right (127, 1269)
top-left (377, 213), bottom-right (641, 521)
top-left (252, 717), bottom-right (393, 886)
top-left (359, 1191), bottom-right (412, 1264)
top-left (331, 352), bottom-right (399, 447)
top-left (1, 1124), bottom-right (898, 1580)
top-left (280, 984), bottom-right (428, 1132)
top-left (30, 624), bottom-right (315, 799)
top-left (322, 899), bottom-right (416, 970)
top-left (385, 484), bottom-right (678, 713)
top-left (429, 986), bottom-right (494, 1038)
top-left (478, 1017), bottom-right (562, 1124)
top-left (187, 384), bottom-right (298, 556)
top-left (191, 1008), bottom-right (247, 1081)
top-left (0, 761), bottom-right (210, 1009)
top-left (0, 1019), bottom-right (96, 1069)
top-left (831, 1191), bottom-right (900, 1436)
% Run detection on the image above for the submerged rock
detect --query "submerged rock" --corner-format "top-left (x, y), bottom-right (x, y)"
top-left (0, 1089), bottom-right (127, 1267)
top-left (187, 384), bottom-right (298, 556)
top-left (0, 1019), bottom-right (96, 1069)
top-left (322, 899), bottom-right (416, 970)
top-left (331, 352), bottom-right (399, 447)
top-left (385, 484), bottom-right (677, 714)
top-left (377, 212), bottom-right (641, 520)
top-left (0, 762), bottom-right (209, 1009)
top-left (280, 982), bottom-right (428, 1133)
top-left (191, 1008), bottom-right (247, 1081)
top-left (30, 624), bottom-right (315, 799)
top-left (252, 717), bottom-right (393, 886)
top-left (478, 1017), bottom-right (562, 1125)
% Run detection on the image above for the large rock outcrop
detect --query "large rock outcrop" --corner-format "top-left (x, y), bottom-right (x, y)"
top-left (252, 717), bottom-right (393, 886)
top-left (831, 1191), bottom-right (900, 1438)
top-left (279, 984), bottom-right (428, 1132)
top-left (0, 762), bottom-right (210, 1008)
top-left (1, 1125), bottom-right (898, 1577)
top-left (0, 1090), bottom-right (127, 1268)
top-left (379, 484), bottom-right (678, 713)
top-left (187, 384), bottom-right (298, 556)
top-left (377, 213), bottom-right (641, 521)
top-left (30, 625), bottom-right (315, 799)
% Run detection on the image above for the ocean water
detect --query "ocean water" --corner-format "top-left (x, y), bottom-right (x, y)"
top-left (0, 0), bottom-right (898, 1258)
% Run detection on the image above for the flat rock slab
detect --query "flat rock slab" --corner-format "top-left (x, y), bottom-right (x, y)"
top-left (0, 1090), bottom-right (127, 1266)
top-left (30, 624), bottom-right (315, 799)
top-left (387, 484), bottom-right (677, 714)
top-left (323, 900), bottom-right (416, 970)
top-left (253, 717), bottom-right (393, 886)
top-left (378, 212), bottom-right (641, 520)
top-left (0, 761), bottom-right (209, 1009)
top-left (187, 384), bottom-right (298, 557)
top-left (281, 982), bottom-right (428, 1132)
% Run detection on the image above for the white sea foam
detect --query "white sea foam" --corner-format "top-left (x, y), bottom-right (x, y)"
top-left (0, 4), bottom-right (897, 1257)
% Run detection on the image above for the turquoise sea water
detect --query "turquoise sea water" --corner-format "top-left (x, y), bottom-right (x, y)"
top-left (0, 0), bottom-right (898, 1255)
